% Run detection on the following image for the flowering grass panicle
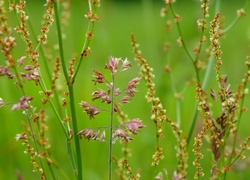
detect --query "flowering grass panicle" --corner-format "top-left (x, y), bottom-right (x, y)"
top-left (77, 56), bottom-right (145, 180)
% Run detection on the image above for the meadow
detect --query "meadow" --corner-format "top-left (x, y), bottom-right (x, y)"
top-left (0, 0), bottom-right (250, 179)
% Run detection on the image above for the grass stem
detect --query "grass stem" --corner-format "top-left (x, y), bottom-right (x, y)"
top-left (108, 72), bottom-right (115, 180)
top-left (54, 2), bottom-right (82, 179)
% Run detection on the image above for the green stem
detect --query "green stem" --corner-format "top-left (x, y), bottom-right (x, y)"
top-left (68, 86), bottom-right (82, 179)
top-left (73, 1), bottom-right (98, 82)
top-left (168, 3), bottom-right (203, 147)
top-left (53, 2), bottom-right (69, 84)
top-left (54, 2), bottom-right (82, 179)
top-left (73, 21), bottom-right (95, 81)
top-left (37, 79), bottom-right (68, 137)
top-left (168, 63), bottom-right (181, 126)
top-left (201, 56), bottom-right (214, 90)
top-left (67, 139), bottom-right (77, 177)
top-left (169, 4), bottom-right (195, 63)
top-left (221, 0), bottom-right (248, 35)
top-left (49, 96), bottom-right (68, 137)
top-left (108, 73), bottom-right (115, 180)
top-left (186, 103), bottom-right (198, 147)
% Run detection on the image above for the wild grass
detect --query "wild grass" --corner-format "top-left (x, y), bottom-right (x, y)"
top-left (0, 0), bottom-right (250, 179)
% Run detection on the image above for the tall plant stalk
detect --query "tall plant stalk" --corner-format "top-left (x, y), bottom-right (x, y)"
top-left (53, 2), bottom-right (82, 179)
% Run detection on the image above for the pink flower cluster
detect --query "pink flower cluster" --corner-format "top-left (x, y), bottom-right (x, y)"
top-left (77, 129), bottom-right (105, 142)
top-left (77, 118), bottom-right (145, 143)
top-left (126, 118), bottom-right (145, 135)
top-left (79, 101), bottom-right (100, 119)
top-left (0, 66), bottom-right (13, 79)
top-left (125, 77), bottom-right (140, 97)
top-left (92, 69), bottom-right (105, 84)
top-left (80, 57), bottom-right (141, 119)
top-left (105, 56), bottom-right (131, 73)
top-left (11, 96), bottom-right (33, 110)
top-left (78, 56), bottom-right (145, 143)
top-left (113, 118), bottom-right (145, 143)
top-left (92, 89), bottom-right (112, 104)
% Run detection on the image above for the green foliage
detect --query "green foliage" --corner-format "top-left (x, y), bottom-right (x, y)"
top-left (0, 0), bottom-right (250, 179)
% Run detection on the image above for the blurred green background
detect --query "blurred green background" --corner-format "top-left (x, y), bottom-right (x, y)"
top-left (1, 0), bottom-right (250, 179)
